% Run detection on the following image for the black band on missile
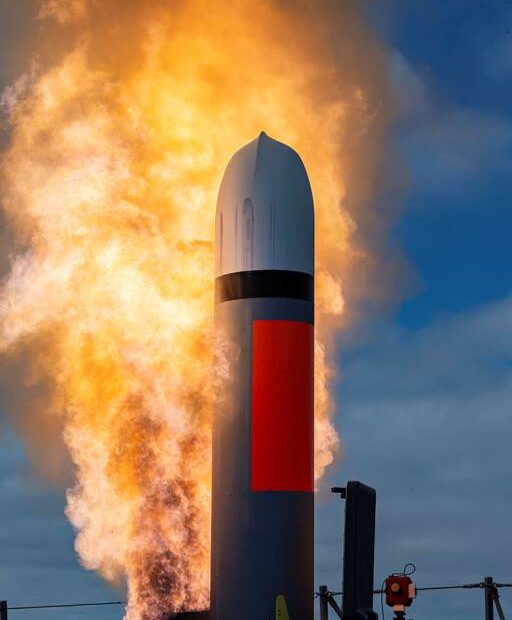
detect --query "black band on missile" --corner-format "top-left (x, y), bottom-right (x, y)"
top-left (216, 270), bottom-right (313, 303)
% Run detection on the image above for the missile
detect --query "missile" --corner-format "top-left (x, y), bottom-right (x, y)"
top-left (211, 132), bottom-right (314, 619)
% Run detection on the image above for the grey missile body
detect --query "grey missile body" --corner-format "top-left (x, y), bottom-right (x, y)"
top-left (211, 133), bottom-right (315, 619)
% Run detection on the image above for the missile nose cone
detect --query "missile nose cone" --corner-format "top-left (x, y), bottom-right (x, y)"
top-left (215, 133), bottom-right (314, 277)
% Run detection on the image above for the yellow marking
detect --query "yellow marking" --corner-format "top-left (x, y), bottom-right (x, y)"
top-left (276, 594), bottom-right (290, 619)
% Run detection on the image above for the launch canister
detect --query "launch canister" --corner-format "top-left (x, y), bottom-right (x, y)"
top-left (211, 133), bottom-right (314, 620)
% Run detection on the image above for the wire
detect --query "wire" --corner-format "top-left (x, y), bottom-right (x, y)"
top-left (7, 601), bottom-right (124, 611)
top-left (373, 581), bottom-right (490, 594)
top-left (403, 563), bottom-right (416, 576)
top-left (417, 584), bottom-right (482, 592)
top-left (390, 563), bottom-right (416, 578)
top-left (8, 580), bottom-right (512, 612)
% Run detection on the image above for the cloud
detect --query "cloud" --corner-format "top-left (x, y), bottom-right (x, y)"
top-left (0, 1), bottom-right (38, 90)
top-left (389, 52), bottom-right (430, 121)
top-left (403, 108), bottom-right (512, 203)
top-left (316, 293), bottom-right (512, 619)
top-left (388, 52), bottom-right (512, 207)
top-left (0, 432), bottom-right (121, 620)
top-left (482, 32), bottom-right (512, 80)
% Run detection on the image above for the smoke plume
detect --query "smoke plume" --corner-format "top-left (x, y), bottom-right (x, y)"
top-left (0, 1), bottom-right (399, 617)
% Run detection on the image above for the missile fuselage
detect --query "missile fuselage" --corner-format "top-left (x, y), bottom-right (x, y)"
top-left (211, 133), bottom-right (314, 619)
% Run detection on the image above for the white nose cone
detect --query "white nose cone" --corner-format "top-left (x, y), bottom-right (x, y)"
top-left (215, 132), bottom-right (314, 277)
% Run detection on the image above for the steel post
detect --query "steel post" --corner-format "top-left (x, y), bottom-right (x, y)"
top-left (485, 577), bottom-right (494, 620)
top-left (319, 586), bottom-right (329, 620)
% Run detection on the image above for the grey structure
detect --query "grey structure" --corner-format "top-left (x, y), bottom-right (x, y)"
top-left (211, 134), bottom-right (315, 619)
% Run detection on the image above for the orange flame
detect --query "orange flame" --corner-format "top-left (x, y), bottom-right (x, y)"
top-left (0, 1), bottom-right (395, 617)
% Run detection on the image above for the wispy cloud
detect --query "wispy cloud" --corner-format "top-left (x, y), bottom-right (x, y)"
top-left (0, 433), bottom-right (121, 619)
top-left (389, 52), bottom-right (512, 207)
top-left (404, 108), bottom-right (512, 202)
top-left (482, 30), bottom-right (512, 80)
top-left (316, 294), bottom-right (512, 619)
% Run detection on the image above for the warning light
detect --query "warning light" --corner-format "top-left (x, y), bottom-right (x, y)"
top-left (385, 575), bottom-right (416, 607)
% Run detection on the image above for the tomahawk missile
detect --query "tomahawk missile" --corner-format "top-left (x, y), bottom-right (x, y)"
top-left (211, 132), bottom-right (314, 620)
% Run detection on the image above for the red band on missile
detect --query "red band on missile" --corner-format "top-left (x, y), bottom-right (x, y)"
top-left (251, 320), bottom-right (313, 492)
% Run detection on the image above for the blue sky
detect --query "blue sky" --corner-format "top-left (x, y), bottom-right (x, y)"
top-left (316, 3), bottom-right (512, 620)
top-left (372, 1), bottom-right (512, 326)
top-left (1, 2), bottom-right (511, 620)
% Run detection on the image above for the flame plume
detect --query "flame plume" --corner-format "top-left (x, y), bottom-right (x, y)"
top-left (0, 1), bottom-right (396, 617)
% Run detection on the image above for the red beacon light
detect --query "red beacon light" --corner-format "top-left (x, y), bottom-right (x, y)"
top-left (385, 575), bottom-right (415, 607)
top-left (384, 568), bottom-right (417, 620)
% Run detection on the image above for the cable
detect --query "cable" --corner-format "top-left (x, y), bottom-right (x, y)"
top-left (417, 584), bottom-right (482, 592)
top-left (8, 580), bottom-right (512, 612)
top-left (7, 601), bottom-right (124, 611)
top-left (403, 563), bottom-right (416, 576)
top-left (373, 582), bottom-right (488, 594)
